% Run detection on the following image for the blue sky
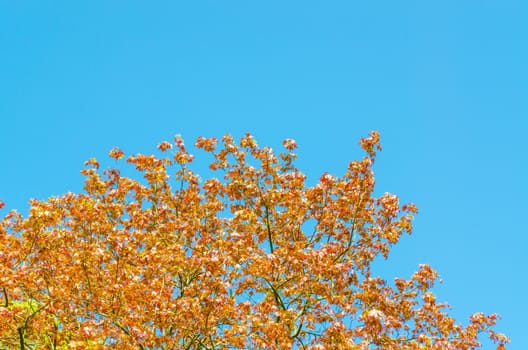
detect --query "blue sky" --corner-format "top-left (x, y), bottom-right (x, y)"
top-left (1, 1), bottom-right (526, 347)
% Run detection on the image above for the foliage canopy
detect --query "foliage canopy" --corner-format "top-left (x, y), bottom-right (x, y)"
top-left (0, 132), bottom-right (507, 349)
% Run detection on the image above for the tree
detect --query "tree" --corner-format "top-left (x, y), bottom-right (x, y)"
top-left (0, 132), bottom-right (508, 349)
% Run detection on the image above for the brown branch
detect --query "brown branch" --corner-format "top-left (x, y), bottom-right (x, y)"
top-left (18, 327), bottom-right (25, 350)
top-left (1, 287), bottom-right (7, 307)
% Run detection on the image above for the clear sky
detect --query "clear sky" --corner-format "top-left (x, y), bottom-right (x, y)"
top-left (1, 1), bottom-right (526, 347)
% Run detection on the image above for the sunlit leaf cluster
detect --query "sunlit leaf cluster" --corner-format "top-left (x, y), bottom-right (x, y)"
top-left (0, 132), bottom-right (507, 349)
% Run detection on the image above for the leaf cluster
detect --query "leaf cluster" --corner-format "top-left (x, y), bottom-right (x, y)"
top-left (0, 132), bottom-right (508, 349)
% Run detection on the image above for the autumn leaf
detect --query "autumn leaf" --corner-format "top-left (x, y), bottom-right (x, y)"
top-left (0, 132), bottom-right (507, 349)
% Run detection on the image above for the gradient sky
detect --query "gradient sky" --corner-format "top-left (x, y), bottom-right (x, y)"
top-left (1, 1), bottom-right (526, 348)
